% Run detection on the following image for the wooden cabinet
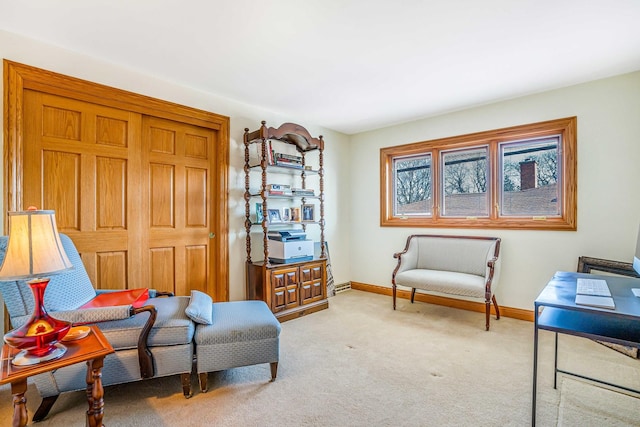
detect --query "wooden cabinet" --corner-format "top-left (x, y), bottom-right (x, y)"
top-left (247, 259), bottom-right (327, 321)
top-left (243, 122), bottom-right (329, 320)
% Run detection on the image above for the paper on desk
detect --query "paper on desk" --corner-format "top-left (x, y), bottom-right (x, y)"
top-left (575, 294), bottom-right (615, 309)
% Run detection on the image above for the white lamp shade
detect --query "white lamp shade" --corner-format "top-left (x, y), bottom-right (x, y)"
top-left (0, 209), bottom-right (72, 279)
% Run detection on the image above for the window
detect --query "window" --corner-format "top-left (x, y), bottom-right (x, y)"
top-left (380, 117), bottom-right (577, 230)
top-left (393, 154), bottom-right (432, 216)
top-left (441, 146), bottom-right (489, 217)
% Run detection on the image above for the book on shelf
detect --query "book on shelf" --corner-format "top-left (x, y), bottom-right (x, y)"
top-left (267, 184), bottom-right (291, 191)
top-left (275, 159), bottom-right (303, 169)
top-left (267, 141), bottom-right (275, 165)
top-left (292, 188), bottom-right (315, 196)
top-left (267, 190), bottom-right (293, 196)
top-left (267, 183), bottom-right (293, 196)
top-left (275, 157), bottom-right (301, 164)
top-left (275, 152), bottom-right (303, 163)
top-left (254, 140), bottom-right (276, 166)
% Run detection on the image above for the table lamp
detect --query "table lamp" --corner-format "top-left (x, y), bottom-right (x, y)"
top-left (0, 208), bottom-right (73, 365)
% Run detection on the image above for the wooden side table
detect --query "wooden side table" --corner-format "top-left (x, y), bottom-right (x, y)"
top-left (0, 325), bottom-right (114, 427)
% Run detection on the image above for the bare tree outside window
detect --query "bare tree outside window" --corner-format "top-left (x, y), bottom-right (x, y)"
top-left (394, 155), bottom-right (432, 215)
top-left (441, 147), bottom-right (489, 217)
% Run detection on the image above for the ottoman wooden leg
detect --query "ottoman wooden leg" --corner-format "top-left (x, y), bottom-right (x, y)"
top-left (181, 373), bottom-right (192, 398)
top-left (198, 372), bottom-right (209, 393)
top-left (270, 362), bottom-right (278, 382)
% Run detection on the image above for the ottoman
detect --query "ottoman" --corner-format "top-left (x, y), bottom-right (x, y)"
top-left (194, 300), bottom-right (281, 392)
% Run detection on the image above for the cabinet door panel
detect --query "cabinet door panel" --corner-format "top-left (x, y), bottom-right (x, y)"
top-left (311, 281), bottom-right (324, 298)
top-left (273, 289), bottom-right (286, 311)
top-left (286, 286), bottom-right (299, 308)
top-left (300, 263), bottom-right (323, 281)
top-left (300, 283), bottom-right (313, 302)
top-left (300, 261), bottom-right (325, 305)
top-left (271, 268), bottom-right (298, 311)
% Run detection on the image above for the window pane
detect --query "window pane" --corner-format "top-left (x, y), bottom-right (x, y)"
top-left (393, 154), bottom-right (432, 216)
top-left (441, 147), bottom-right (489, 217)
top-left (500, 136), bottom-right (561, 216)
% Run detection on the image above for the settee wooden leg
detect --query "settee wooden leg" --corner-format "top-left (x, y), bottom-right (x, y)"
top-left (33, 395), bottom-right (58, 422)
top-left (198, 372), bottom-right (208, 393)
top-left (392, 284), bottom-right (397, 310)
top-left (485, 302), bottom-right (491, 331)
top-left (492, 295), bottom-right (501, 320)
top-left (411, 288), bottom-right (416, 303)
top-left (270, 362), bottom-right (278, 382)
top-left (181, 373), bottom-right (193, 398)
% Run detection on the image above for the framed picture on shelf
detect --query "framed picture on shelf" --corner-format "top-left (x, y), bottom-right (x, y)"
top-left (290, 207), bottom-right (301, 222)
top-left (282, 207), bottom-right (291, 222)
top-left (302, 204), bottom-right (315, 222)
top-left (267, 208), bottom-right (282, 223)
top-left (255, 203), bottom-right (264, 223)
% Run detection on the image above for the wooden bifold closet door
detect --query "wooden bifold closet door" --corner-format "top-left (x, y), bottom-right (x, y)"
top-left (5, 61), bottom-right (229, 299)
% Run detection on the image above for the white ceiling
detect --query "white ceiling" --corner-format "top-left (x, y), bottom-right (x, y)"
top-left (2, 0), bottom-right (640, 134)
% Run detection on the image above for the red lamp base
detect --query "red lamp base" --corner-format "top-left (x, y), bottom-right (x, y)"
top-left (11, 343), bottom-right (67, 366)
top-left (3, 278), bottom-right (71, 366)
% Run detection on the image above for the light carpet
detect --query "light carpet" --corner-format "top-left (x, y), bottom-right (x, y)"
top-left (1, 290), bottom-right (639, 426)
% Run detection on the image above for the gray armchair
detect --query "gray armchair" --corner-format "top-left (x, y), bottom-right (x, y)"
top-left (0, 234), bottom-right (194, 422)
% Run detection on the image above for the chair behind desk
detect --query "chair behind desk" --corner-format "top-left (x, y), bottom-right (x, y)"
top-left (576, 255), bottom-right (640, 358)
top-left (577, 256), bottom-right (640, 278)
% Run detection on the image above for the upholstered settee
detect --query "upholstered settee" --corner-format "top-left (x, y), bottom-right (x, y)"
top-left (391, 234), bottom-right (501, 330)
top-left (0, 234), bottom-right (280, 422)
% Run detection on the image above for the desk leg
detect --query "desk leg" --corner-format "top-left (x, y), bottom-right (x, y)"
top-left (10, 379), bottom-right (28, 427)
top-left (85, 356), bottom-right (106, 427)
top-left (532, 311), bottom-right (539, 427)
top-left (554, 332), bottom-right (558, 389)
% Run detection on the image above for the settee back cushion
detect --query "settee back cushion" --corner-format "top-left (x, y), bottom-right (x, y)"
top-left (0, 234), bottom-right (98, 322)
top-left (412, 237), bottom-right (495, 277)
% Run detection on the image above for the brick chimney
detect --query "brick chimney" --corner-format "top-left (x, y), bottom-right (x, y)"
top-left (519, 159), bottom-right (537, 190)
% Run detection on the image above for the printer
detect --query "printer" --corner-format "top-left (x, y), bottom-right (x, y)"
top-left (268, 229), bottom-right (314, 263)
top-left (267, 229), bottom-right (306, 242)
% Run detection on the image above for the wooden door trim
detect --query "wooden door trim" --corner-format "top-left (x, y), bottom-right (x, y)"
top-left (3, 60), bottom-right (230, 301)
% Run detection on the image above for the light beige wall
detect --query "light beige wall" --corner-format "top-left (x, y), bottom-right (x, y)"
top-left (3, 29), bottom-right (638, 315)
top-left (349, 71), bottom-right (640, 310)
top-left (0, 30), bottom-right (352, 302)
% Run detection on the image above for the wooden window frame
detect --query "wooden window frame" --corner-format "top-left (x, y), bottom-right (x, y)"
top-left (380, 117), bottom-right (577, 230)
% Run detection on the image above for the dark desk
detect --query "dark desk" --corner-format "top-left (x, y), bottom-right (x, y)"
top-left (532, 271), bottom-right (640, 426)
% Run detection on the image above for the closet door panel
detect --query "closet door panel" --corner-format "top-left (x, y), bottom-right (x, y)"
top-left (23, 90), bottom-right (142, 290)
top-left (142, 116), bottom-right (215, 296)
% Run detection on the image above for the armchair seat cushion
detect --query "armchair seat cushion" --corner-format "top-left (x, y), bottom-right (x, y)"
top-left (98, 296), bottom-right (195, 350)
top-left (394, 269), bottom-right (485, 298)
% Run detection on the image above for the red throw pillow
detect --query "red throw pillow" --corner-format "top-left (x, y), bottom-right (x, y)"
top-left (80, 288), bottom-right (149, 309)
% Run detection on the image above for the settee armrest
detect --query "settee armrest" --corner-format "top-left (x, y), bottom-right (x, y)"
top-left (485, 256), bottom-right (499, 293)
top-left (483, 238), bottom-right (501, 295)
top-left (392, 235), bottom-right (419, 281)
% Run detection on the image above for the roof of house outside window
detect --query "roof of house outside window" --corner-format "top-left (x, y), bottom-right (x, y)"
top-left (397, 184), bottom-right (558, 216)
